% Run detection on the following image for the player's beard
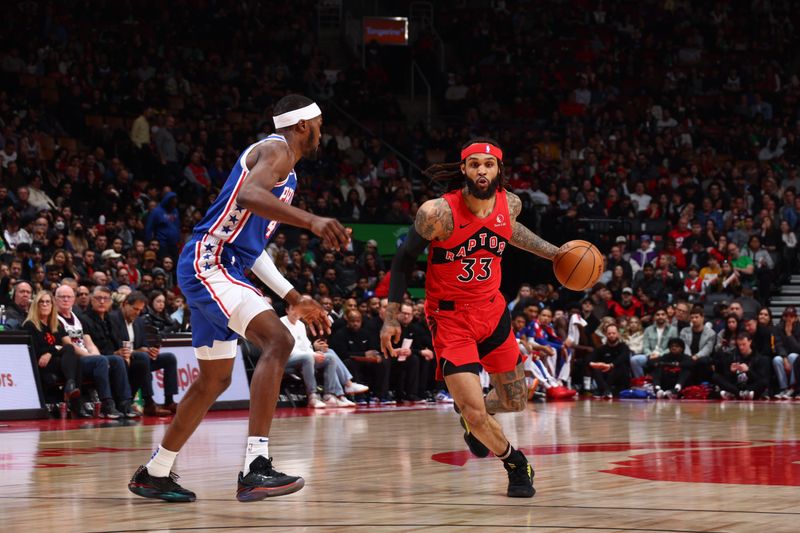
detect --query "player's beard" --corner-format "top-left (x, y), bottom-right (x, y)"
top-left (466, 176), bottom-right (499, 200)
top-left (304, 131), bottom-right (320, 161)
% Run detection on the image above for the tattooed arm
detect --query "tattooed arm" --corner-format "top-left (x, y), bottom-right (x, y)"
top-left (507, 191), bottom-right (560, 260)
top-left (381, 199), bottom-right (454, 356)
top-left (414, 197), bottom-right (454, 241)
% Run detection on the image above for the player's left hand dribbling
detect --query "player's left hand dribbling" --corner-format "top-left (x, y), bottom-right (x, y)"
top-left (310, 216), bottom-right (350, 250)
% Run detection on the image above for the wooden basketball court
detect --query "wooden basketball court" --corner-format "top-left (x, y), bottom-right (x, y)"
top-left (1, 400), bottom-right (798, 532)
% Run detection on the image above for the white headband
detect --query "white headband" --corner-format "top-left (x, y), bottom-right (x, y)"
top-left (273, 102), bottom-right (322, 129)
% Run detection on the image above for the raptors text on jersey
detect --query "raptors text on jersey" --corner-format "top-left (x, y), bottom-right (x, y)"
top-left (426, 189), bottom-right (513, 302)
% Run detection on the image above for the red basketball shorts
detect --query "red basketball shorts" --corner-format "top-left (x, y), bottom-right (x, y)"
top-left (425, 292), bottom-right (523, 379)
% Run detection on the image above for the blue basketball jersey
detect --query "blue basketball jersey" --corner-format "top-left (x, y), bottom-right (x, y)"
top-left (192, 134), bottom-right (296, 268)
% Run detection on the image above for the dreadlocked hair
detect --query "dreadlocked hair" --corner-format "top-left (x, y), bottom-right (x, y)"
top-left (424, 137), bottom-right (506, 192)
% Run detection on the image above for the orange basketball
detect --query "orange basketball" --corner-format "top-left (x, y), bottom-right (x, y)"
top-left (553, 240), bottom-right (605, 291)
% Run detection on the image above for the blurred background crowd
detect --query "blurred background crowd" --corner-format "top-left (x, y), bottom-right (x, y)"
top-left (3, 0), bottom-right (800, 409)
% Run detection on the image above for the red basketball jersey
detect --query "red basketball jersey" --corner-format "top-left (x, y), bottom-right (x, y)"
top-left (426, 189), bottom-right (513, 302)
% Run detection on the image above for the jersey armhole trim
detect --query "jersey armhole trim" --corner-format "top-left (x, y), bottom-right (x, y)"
top-left (239, 134), bottom-right (288, 173)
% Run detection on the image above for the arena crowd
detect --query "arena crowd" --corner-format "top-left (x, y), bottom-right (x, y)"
top-left (2, 1), bottom-right (800, 415)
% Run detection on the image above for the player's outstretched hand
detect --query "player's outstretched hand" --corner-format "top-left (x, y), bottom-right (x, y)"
top-left (310, 216), bottom-right (350, 250)
top-left (380, 321), bottom-right (401, 358)
top-left (293, 295), bottom-right (331, 336)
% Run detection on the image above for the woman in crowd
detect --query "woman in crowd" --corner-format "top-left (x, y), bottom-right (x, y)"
top-left (606, 265), bottom-right (631, 300)
top-left (622, 316), bottom-right (645, 355)
top-left (160, 256), bottom-right (177, 290)
top-left (715, 315), bottom-right (739, 360)
top-left (30, 265), bottom-right (46, 292)
top-left (67, 221), bottom-right (89, 255)
top-left (143, 290), bottom-right (179, 335)
top-left (778, 218), bottom-right (798, 284)
top-left (22, 290), bottom-right (88, 418)
top-left (169, 294), bottom-right (191, 332)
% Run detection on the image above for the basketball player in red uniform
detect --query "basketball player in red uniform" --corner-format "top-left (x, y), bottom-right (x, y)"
top-left (380, 138), bottom-right (563, 498)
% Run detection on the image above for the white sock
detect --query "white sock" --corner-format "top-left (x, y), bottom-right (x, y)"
top-left (146, 446), bottom-right (178, 478)
top-left (244, 436), bottom-right (269, 474)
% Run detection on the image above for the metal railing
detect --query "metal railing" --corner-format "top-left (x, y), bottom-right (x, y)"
top-left (410, 60), bottom-right (432, 129)
top-left (409, 1), bottom-right (446, 70)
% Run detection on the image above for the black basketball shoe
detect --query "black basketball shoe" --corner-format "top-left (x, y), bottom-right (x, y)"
top-left (236, 456), bottom-right (305, 502)
top-left (459, 413), bottom-right (490, 458)
top-left (128, 465), bottom-right (196, 502)
top-left (503, 450), bottom-right (536, 498)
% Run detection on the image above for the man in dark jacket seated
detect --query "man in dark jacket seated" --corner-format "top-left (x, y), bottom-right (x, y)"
top-left (588, 324), bottom-right (631, 398)
top-left (712, 332), bottom-right (771, 400)
top-left (79, 286), bottom-right (143, 418)
top-left (651, 338), bottom-right (693, 398)
top-left (110, 291), bottom-right (179, 416)
top-left (330, 309), bottom-right (391, 404)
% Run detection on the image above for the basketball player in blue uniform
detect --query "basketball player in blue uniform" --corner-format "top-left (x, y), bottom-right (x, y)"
top-left (129, 95), bottom-right (349, 502)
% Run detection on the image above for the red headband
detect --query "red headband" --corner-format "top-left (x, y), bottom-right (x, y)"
top-left (461, 143), bottom-right (503, 162)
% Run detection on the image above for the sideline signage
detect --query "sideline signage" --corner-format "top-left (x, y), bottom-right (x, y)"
top-left (152, 338), bottom-right (250, 408)
top-left (0, 335), bottom-right (47, 420)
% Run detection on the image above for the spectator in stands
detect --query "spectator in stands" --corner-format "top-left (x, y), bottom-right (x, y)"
top-left (744, 235), bottom-right (774, 300)
top-left (749, 309), bottom-right (782, 360)
top-left (3, 214), bottom-right (32, 251)
top-left (281, 304), bottom-right (367, 408)
top-left (74, 285), bottom-right (92, 313)
top-left (384, 303), bottom-right (428, 403)
top-left (779, 220), bottom-right (798, 282)
top-left (633, 263), bottom-right (663, 303)
top-left (773, 306), bottom-right (800, 399)
top-left (589, 324), bottom-right (631, 398)
top-left (169, 294), bottom-right (191, 332)
top-left (608, 287), bottom-right (642, 319)
top-left (684, 265), bottom-right (704, 302)
top-left (713, 332), bottom-right (771, 400)
top-left (632, 307), bottom-right (677, 378)
top-left (606, 245), bottom-right (633, 282)
top-left (109, 291), bottom-right (177, 415)
top-left (606, 265), bottom-right (630, 298)
top-left (55, 284), bottom-right (127, 418)
top-left (154, 115), bottom-right (179, 181)
top-left (145, 192), bottom-right (180, 259)
top-left (22, 290), bottom-right (87, 417)
top-left (622, 316), bottom-right (644, 356)
top-left (651, 338), bottom-right (692, 399)
top-left (715, 315), bottom-right (740, 356)
top-left (329, 309), bottom-right (391, 404)
top-left (679, 306), bottom-right (716, 385)
top-left (5, 280), bottom-right (33, 329)
top-left (142, 290), bottom-right (179, 334)
top-left (79, 286), bottom-right (143, 417)
top-left (654, 255), bottom-right (685, 296)
top-left (507, 283), bottom-right (532, 313)
top-left (728, 243), bottom-right (755, 290)
top-left (527, 307), bottom-right (565, 379)
top-left (673, 300), bottom-right (692, 331)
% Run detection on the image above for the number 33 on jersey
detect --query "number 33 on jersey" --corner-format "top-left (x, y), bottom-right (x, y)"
top-left (426, 189), bottom-right (512, 301)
